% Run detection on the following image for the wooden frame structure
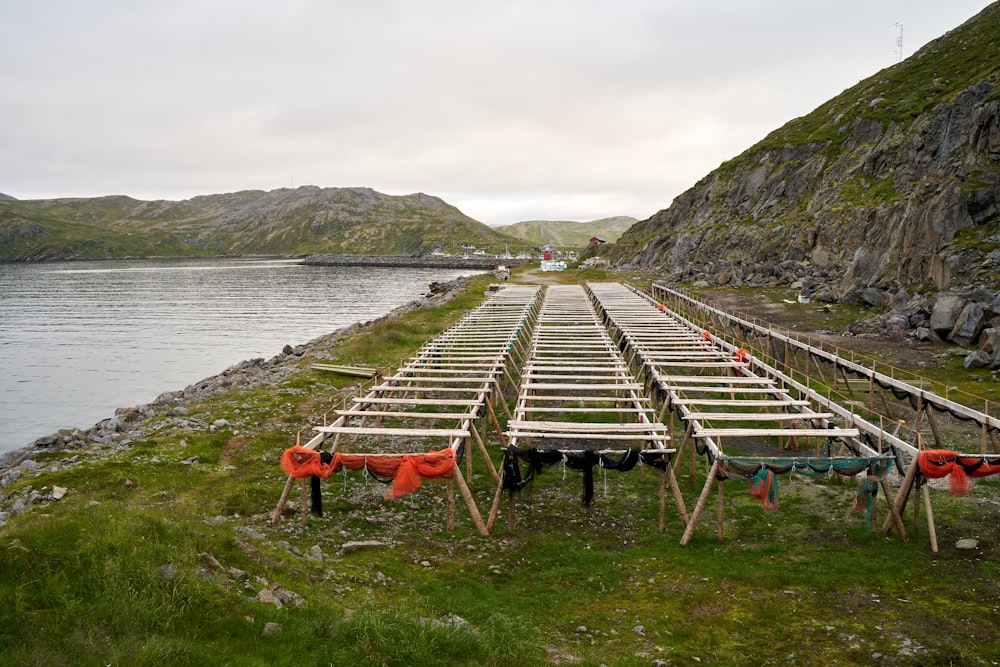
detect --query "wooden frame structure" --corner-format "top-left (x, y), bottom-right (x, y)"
top-left (584, 282), bottom-right (916, 545)
top-left (651, 282), bottom-right (1000, 552)
top-left (271, 284), bottom-right (542, 533)
top-left (489, 285), bottom-right (683, 533)
top-left (651, 282), bottom-right (1000, 455)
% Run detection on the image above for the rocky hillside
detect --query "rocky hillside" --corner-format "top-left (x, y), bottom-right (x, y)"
top-left (495, 216), bottom-right (637, 246)
top-left (0, 186), bottom-right (518, 261)
top-left (610, 3), bottom-right (1000, 347)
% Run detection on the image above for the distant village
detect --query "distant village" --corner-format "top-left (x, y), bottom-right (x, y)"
top-left (429, 236), bottom-right (609, 272)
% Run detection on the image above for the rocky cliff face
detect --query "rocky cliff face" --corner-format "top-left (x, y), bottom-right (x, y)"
top-left (610, 3), bottom-right (1000, 353)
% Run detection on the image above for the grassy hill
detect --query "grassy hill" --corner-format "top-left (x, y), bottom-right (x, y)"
top-left (494, 216), bottom-right (636, 247)
top-left (0, 186), bottom-right (521, 261)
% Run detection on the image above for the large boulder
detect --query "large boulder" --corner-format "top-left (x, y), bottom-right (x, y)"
top-left (929, 294), bottom-right (967, 339)
top-left (948, 302), bottom-right (986, 346)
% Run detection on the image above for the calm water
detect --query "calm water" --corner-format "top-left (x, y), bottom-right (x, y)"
top-left (0, 258), bottom-right (478, 454)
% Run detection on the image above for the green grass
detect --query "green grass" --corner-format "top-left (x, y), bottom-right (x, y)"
top-left (2, 271), bottom-right (999, 665)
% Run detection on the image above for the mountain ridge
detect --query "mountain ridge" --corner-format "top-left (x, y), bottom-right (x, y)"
top-left (494, 216), bottom-right (636, 246)
top-left (0, 186), bottom-right (521, 261)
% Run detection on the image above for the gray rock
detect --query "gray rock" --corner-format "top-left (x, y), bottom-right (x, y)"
top-left (276, 541), bottom-right (303, 557)
top-left (338, 540), bottom-right (388, 556)
top-left (930, 294), bottom-right (967, 339)
top-left (956, 538), bottom-right (979, 550)
top-left (449, 613), bottom-right (473, 631)
top-left (262, 622), bottom-right (282, 636)
top-left (964, 350), bottom-right (992, 369)
top-left (235, 526), bottom-right (266, 541)
top-left (198, 552), bottom-right (223, 572)
top-left (857, 287), bottom-right (890, 308)
top-left (273, 587), bottom-right (306, 608)
top-left (884, 313), bottom-right (909, 333)
top-left (10, 498), bottom-right (27, 517)
top-left (1, 469), bottom-right (22, 487)
top-left (949, 302), bottom-right (986, 345)
top-left (307, 544), bottom-right (324, 562)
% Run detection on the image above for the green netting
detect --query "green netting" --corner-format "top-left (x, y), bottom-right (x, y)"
top-left (720, 456), bottom-right (894, 531)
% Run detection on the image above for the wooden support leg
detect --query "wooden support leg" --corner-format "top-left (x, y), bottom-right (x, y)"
top-left (681, 458), bottom-right (720, 546)
top-left (446, 477), bottom-right (456, 532)
top-left (880, 478), bottom-right (907, 540)
top-left (687, 429), bottom-right (697, 488)
top-left (667, 464), bottom-right (689, 528)
top-left (925, 403), bottom-right (944, 449)
top-left (487, 464), bottom-right (506, 534)
top-left (299, 479), bottom-right (309, 526)
top-left (658, 468), bottom-right (666, 534)
top-left (472, 426), bottom-right (500, 482)
top-left (271, 475), bottom-right (295, 527)
top-left (716, 478), bottom-right (725, 541)
top-left (921, 483), bottom-right (938, 553)
top-left (453, 467), bottom-right (489, 536)
top-left (487, 399), bottom-right (508, 446)
top-left (882, 456), bottom-right (920, 535)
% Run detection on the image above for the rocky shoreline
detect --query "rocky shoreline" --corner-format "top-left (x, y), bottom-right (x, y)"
top-left (0, 277), bottom-right (470, 476)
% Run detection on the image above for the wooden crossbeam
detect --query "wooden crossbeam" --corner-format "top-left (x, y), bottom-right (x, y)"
top-left (693, 428), bottom-right (859, 438)
top-left (315, 426), bottom-right (471, 438)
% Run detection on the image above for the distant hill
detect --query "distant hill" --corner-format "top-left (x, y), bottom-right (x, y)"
top-left (494, 216), bottom-right (636, 247)
top-left (610, 3), bottom-right (1000, 301)
top-left (0, 186), bottom-right (521, 261)
top-left (0, 193), bottom-right (16, 201)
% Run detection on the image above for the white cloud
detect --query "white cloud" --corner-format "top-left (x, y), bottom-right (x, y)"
top-left (0, 0), bottom-right (992, 224)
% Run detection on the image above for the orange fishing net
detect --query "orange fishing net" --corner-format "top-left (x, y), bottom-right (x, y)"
top-left (280, 445), bottom-right (456, 499)
top-left (917, 449), bottom-right (1000, 496)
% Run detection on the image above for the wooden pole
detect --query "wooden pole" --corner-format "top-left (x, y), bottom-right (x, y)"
top-left (271, 476), bottom-right (295, 527)
top-left (471, 426), bottom-right (500, 482)
top-left (882, 454), bottom-right (920, 534)
top-left (667, 464), bottom-right (690, 528)
top-left (716, 478), bottom-right (725, 540)
top-left (924, 404), bottom-right (943, 449)
top-left (299, 479), bottom-right (309, 526)
top-left (446, 477), bottom-right (456, 531)
top-left (680, 457), bottom-right (720, 546)
top-left (487, 466), bottom-right (506, 534)
top-left (465, 439), bottom-right (473, 479)
top-left (658, 467), bottom-right (666, 534)
top-left (921, 483), bottom-right (938, 553)
top-left (486, 399), bottom-right (508, 446)
top-left (271, 432), bottom-right (303, 526)
top-left (452, 467), bottom-right (489, 536)
top-left (879, 478), bottom-right (907, 540)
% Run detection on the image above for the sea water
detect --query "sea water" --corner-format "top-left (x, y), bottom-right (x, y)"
top-left (0, 257), bottom-right (478, 454)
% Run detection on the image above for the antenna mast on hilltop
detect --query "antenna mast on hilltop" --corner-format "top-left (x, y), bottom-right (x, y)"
top-left (895, 22), bottom-right (904, 62)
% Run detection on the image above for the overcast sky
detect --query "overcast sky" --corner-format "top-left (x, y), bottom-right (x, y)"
top-left (1, 1), bottom-right (993, 225)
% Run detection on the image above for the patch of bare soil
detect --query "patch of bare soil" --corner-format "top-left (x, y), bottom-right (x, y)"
top-left (696, 289), bottom-right (945, 369)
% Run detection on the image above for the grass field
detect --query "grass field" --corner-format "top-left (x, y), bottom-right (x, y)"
top-left (1, 268), bottom-right (998, 666)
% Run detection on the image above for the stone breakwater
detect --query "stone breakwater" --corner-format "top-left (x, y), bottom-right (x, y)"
top-left (0, 277), bottom-right (469, 477)
top-left (302, 253), bottom-right (528, 270)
